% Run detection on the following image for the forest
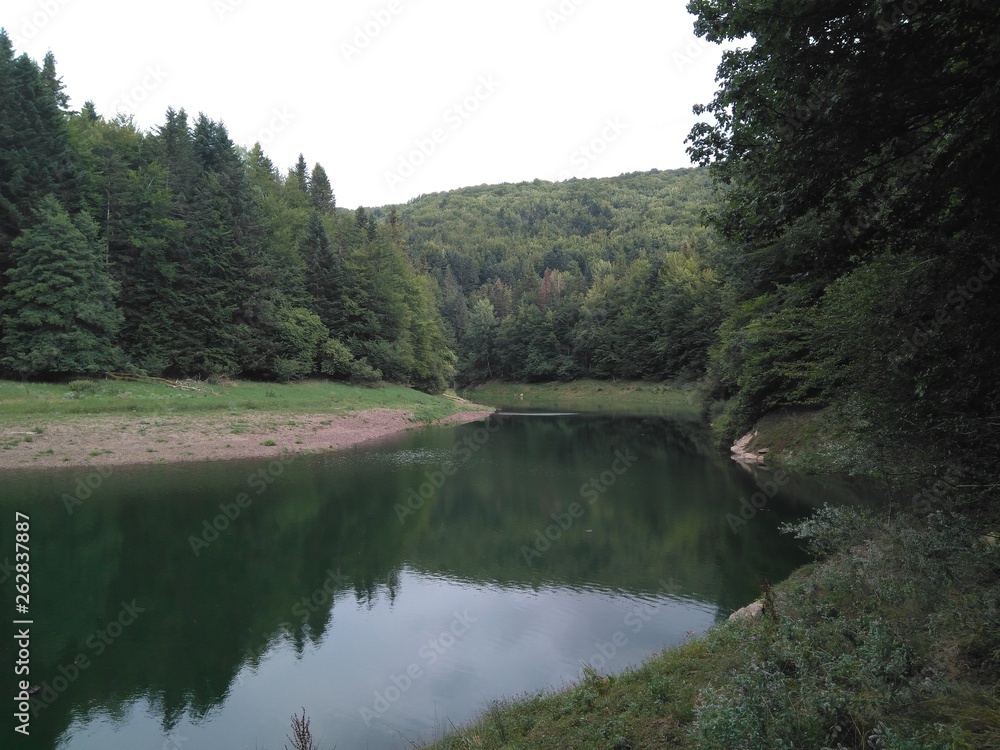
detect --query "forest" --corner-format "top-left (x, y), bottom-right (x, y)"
top-left (0, 29), bottom-right (452, 393)
top-left (0, 25), bottom-right (722, 398)
top-left (3, 0), bottom-right (1000, 486)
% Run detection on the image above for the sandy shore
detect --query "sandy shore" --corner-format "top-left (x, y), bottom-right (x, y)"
top-left (0, 409), bottom-right (494, 471)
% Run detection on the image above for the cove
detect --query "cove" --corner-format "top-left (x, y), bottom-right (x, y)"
top-left (0, 410), bottom-right (870, 749)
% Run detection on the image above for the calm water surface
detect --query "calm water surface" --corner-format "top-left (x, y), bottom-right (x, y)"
top-left (1, 409), bottom-right (869, 749)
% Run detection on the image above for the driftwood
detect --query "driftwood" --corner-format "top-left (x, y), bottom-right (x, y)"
top-left (105, 372), bottom-right (208, 393)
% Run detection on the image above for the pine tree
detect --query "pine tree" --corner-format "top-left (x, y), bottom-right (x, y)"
top-left (308, 163), bottom-right (335, 215)
top-left (1, 196), bottom-right (122, 375)
top-left (41, 51), bottom-right (70, 112)
top-left (0, 33), bottom-right (79, 265)
top-left (292, 154), bottom-right (309, 193)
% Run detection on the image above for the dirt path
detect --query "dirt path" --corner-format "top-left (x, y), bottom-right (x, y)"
top-left (0, 409), bottom-right (494, 471)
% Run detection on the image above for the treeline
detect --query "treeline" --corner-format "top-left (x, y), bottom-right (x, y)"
top-left (394, 169), bottom-right (724, 382)
top-left (683, 0), bottom-right (1000, 478)
top-left (0, 30), bottom-right (452, 391)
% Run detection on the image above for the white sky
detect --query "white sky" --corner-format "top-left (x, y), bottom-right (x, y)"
top-left (4, 0), bottom-right (724, 208)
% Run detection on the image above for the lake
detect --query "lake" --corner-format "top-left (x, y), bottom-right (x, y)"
top-left (0, 407), bottom-right (868, 749)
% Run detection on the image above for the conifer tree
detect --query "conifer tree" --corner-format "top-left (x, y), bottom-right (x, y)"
top-left (1, 196), bottom-right (122, 375)
top-left (308, 163), bottom-right (335, 215)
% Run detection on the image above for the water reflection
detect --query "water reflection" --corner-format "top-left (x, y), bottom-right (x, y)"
top-left (0, 413), bottom-right (866, 749)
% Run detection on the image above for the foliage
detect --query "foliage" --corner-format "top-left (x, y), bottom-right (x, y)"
top-left (398, 169), bottom-right (723, 384)
top-left (1, 196), bottom-right (123, 375)
top-left (320, 339), bottom-right (382, 387)
top-left (686, 0), bottom-right (1000, 479)
top-left (0, 32), bottom-right (456, 389)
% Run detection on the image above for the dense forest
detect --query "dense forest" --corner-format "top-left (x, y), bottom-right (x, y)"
top-left (393, 169), bottom-right (722, 383)
top-left (0, 29), bottom-right (452, 392)
top-left (4, 0), bottom-right (1000, 485)
top-left (0, 24), bottom-right (721, 395)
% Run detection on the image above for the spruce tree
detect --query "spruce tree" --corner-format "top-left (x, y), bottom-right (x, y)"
top-left (1, 196), bottom-right (122, 375)
top-left (308, 163), bottom-right (335, 215)
top-left (41, 51), bottom-right (70, 112)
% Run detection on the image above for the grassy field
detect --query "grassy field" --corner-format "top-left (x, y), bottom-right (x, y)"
top-left (461, 380), bottom-right (700, 415)
top-left (423, 507), bottom-right (1000, 749)
top-left (0, 378), bottom-right (482, 424)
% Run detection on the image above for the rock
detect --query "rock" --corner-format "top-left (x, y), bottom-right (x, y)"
top-left (729, 600), bottom-right (766, 621)
top-left (731, 430), bottom-right (766, 464)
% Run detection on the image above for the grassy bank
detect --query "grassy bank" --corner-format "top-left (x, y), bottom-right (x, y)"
top-left (425, 506), bottom-right (1000, 749)
top-left (0, 378), bottom-right (481, 425)
top-left (462, 380), bottom-right (700, 415)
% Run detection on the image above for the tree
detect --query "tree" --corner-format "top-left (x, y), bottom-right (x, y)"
top-left (291, 153), bottom-right (309, 194)
top-left (40, 51), bottom-right (70, 112)
top-left (1, 196), bottom-right (122, 375)
top-left (462, 298), bottom-right (498, 378)
top-left (687, 0), bottom-right (1000, 468)
top-left (308, 163), bottom-right (335, 215)
top-left (0, 32), bottom-right (80, 270)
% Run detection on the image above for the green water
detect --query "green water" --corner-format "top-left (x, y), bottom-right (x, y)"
top-left (0, 410), bottom-right (869, 749)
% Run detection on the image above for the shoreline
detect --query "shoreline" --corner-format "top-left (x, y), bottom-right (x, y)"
top-left (0, 408), bottom-right (494, 471)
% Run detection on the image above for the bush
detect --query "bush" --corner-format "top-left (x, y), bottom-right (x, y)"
top-left (780, 503), bottom-right (878, 558)
top-left (67, 379), bottom-right (102, 395)
top-left (320, 339), bottom-right (383, 388)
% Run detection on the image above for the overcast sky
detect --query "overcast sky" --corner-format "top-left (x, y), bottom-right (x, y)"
top-left (4, 0), bottom-right (724, 207)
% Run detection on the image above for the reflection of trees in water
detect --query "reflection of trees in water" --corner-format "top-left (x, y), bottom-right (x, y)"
top-left (0, 416), bottom-right (849, 744)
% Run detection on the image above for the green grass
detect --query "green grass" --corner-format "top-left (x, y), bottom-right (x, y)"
top-left (0, 378), bottom-right (483, 425)
top-left (461, 380), bottom-right (700, 416)
top-left (425, 507), bottom-right (1000, 749)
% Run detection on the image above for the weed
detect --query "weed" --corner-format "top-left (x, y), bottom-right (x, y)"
top-left (68, 379), bottom-right (102, 395)
top-left (261, 439), bottom-right (277, 447)
top-left (284, 708), bottom-right (322, 750)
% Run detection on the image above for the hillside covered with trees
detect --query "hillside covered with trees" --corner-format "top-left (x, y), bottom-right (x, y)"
top-left (392, 168), bottom-right (722, 383)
